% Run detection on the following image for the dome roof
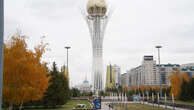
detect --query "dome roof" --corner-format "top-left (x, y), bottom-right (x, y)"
top-left (83, 80), bottom-right (89, 83)
top-left (87, 0), bottom-right (107, 15)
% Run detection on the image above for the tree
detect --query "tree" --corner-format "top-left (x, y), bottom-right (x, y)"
top-left (169, 71), bottom-right (190, 99)
top-left (179, 78), bottom-right (194, 101)
top-left (190, 78), bottom-right (194, 100)
top-left (71, 88), bottom-right (80, 97)
top-left (139, 86), bottom-right (145, 94)
top-left (144, 86), bottom-right (151, 92)
top-left (179, 79), bottom-right (191, 101)
top-left (122, 85), bottom-right (128, 93)
top-left (99, 91), bottom-right (105, 97)
top-left (151, 86), bottom-right (160, 92)
top-left (43, 62), bottom-right (70, 107)
top-left (3, 35), bottom-right (49, 110)
top-left (88, 92), bottom-right (93, 96)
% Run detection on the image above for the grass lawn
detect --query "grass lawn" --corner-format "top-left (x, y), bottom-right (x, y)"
top-left (62, 100), bottom-right (91, 109)
top-left (3, 100), bottom-right (91, 110)
top-left (166, 100), bottom-right (194, 106)
top-left (115, 103), bottom-right (170, 110)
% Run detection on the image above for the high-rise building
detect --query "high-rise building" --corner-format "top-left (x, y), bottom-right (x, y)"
top-left (156, 64), bottom-right (180, 86)
top-left (121, 73), bottom-right (129, 87)
top-left (122, 56), bottom-right (182, 89)
top-left (106, 64), bottom-right (115, 89)
top-left (127, 66), bottom-right (142, 87)
top-left (142, 56), bottom-right (158, 85)
top-left (105, 64), bottom-right (121, 89)
top-left (83, 0), bottom-right (110, 91)
top-left (121, 56), bottom-right (194, 89)
top-left (124, 56), bottom-right (159, 88)
top-left (113, 64), bottom-right (121, 86)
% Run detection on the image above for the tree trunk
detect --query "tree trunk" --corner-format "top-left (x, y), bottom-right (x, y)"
top-left (19, 101), bottom-right (23, 110)
top-left (8, 103), bottom-right (13, 110)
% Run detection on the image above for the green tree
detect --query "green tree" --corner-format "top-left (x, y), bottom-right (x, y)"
top-left (71, 88), bottom-right (80, 97)
top-left (179, 79), bottom-right (191, 101)
top-left (179, 78), bottom-right (194, 101)
top-left (99, 91), bottom-right (105, 97)
top-left (43, 62), bottom-right (70, 107)
top-left (89, 92), bottom-right (93, 96)
top-left (190, 78), bottom-right (194, 100)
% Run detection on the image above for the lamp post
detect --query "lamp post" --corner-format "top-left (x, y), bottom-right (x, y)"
top-left (155, 45), bottom-right (162, 98)
top-left (116, 83), bottom-right (119, 101)
top-left (65, 46), bottom-right (71, 86)
top-left (65, 46), bottom-right (71, 71)
top-left (0, 1), bottom-right (4, 110)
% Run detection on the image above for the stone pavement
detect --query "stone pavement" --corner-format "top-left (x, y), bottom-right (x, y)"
top-left (100, 101), bottom-right (191, 110)
top-left (145, 102), bottom-right (190, 110)
top-left (101, 102), bottom-right (113, 110)
top-left (101, 102), bottom-right (137, 110)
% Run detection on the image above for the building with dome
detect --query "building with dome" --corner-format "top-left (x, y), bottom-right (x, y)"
top-left (80, 79), bottom-right (92, 92)
top-left (83, 0), bottom-right (111, 92)
top-left (74, 75), bottom-right (92, 93)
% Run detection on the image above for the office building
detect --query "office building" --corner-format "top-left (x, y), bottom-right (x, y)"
top-left (113, 64), bottom-right (121, 86)
top-left (181, 63), bottom-right (194, 78)
top-left (106, 64), bottom-right (115, 89)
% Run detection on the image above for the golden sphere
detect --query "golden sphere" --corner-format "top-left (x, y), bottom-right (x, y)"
top-left (87, 0), bottom-right (107, 15)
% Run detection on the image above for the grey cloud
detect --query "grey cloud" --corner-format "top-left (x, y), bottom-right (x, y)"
top-left (168, 47), bottom-right (194, 54)
top-left (26, 0), bottom-right (77, 20)
top-left (176, 25), bottom-right (194, 39)
top-left (5, 0), bottom-right (194, 85)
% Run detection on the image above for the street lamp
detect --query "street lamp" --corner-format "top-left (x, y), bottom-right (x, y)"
top-left (65, 46), bottom-right (71, 72)
top-left (155, 45), bottom-right (162, 98)
top-left (116, 83), bottom-right (119, 101)
top-left (0, 1), bottom-right (4, 110)
top-left (65, 46), bottom-right (71, 87)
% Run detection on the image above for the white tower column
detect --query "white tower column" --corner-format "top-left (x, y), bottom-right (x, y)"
top-left (84, 0), bottom-right (110, 92)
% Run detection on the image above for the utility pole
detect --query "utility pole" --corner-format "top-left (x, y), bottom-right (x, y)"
top-left (0, 0), bottom-right (4, 110)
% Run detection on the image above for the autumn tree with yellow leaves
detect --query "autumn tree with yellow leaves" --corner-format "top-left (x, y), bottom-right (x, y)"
top-left (169, 70), bottom-right (190, 99)
top-left (151, 86), bottom-right (160, 92)
top-left (122, 85), bottom-right (128, 92)
top-left (3, 35), bottom-right (49, 110)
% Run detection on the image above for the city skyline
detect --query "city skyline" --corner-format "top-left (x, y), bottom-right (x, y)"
top-left (4, 0), bottom-right (194, 86)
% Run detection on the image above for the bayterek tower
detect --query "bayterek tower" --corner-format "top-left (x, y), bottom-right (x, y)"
top-left (83, 0), bottom-right (110, 92)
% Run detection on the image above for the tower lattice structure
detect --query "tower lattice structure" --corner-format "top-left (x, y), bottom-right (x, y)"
top-left (84, 0), bottom-right (110, 91)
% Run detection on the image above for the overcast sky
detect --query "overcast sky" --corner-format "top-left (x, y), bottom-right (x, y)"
top-left (4, 0), bottom-right (194, 86)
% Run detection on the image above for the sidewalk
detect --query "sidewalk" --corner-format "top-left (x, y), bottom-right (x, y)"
top-left (101, 101), bottom-right (190, 110)
top-left (144, 102), bottom-right (190, 110)
top-left (101, 102), bottom-right (113, 110)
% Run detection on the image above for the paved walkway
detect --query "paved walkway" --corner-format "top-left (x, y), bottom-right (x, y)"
top-left (144, 102), bottom-right (189, 110)
top-left (101, 103), bottom-right (112, 110)
top-left (101, 102), bottom-right (138, 110)
top-left (101, 101), bottom-right (190, 110)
